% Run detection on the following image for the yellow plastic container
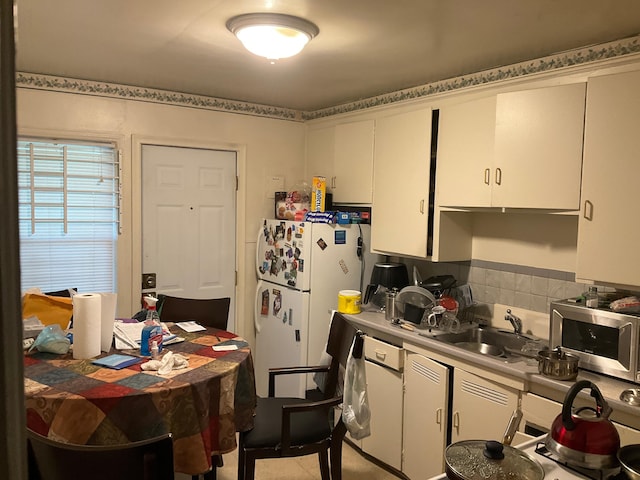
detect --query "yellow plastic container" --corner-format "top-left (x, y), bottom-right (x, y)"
top-left (338, 290), bottom-right (361, 314)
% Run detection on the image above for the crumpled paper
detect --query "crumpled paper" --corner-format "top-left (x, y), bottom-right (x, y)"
top-left (141, 351), bottom-right (189, 375)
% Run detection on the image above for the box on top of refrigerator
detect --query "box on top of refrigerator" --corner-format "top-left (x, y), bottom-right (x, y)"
top-left (311, 176), bottom-right (326, 212)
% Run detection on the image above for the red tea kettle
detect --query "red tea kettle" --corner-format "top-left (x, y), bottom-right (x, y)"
top-left (545, 380), bottom-right (620, 469)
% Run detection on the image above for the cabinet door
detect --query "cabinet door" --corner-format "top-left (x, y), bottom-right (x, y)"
top-left (403, 353), bottom-right (450, 480)
top-left (451, 367), bottom-right (519, 443)
top-left (493, 83), bottom-right (586, 209)
top-left (333, 120), bottom-right (374, 204)
top-left (372, 108), bottom-right (432, 257)
top-left (437, 96), bottom-right (496, 208)
top-left (361, 359), bottom-right (403, 470)
top-left (306, 126), bottom-right (335, 184)
top-left (576, 70), bottom-right (640, 287)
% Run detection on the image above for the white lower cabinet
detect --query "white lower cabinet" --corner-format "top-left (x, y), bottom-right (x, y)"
top-left (450, 367), bottom-right (519, 443)
top-left (361, 336), bottom-right (404, 470)
top-left (402, 352), bottom-right (450, 480)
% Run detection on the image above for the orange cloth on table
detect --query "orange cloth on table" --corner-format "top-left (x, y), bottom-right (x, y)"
top-left (22, 293), bottom-right (73, 330)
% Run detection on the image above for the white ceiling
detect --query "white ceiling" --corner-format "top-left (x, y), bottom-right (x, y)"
top-left (14, 0), bottom-right (640, 112)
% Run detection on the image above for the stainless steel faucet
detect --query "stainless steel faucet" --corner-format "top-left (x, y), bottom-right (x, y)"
top-left (505, 309), bottom-right (522, 335)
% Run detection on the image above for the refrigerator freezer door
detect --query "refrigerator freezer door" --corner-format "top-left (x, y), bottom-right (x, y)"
top-left (254, 282), bottom-right (309, 398)
top-left (257, 219), bottom-right (311, 291)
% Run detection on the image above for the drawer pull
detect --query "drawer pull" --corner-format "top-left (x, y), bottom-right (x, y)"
top-left (375, 350), bottom-right (387, 360)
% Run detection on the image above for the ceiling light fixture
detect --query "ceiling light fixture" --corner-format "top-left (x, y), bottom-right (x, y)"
top-left (226, 13), bottom-right (319, 60)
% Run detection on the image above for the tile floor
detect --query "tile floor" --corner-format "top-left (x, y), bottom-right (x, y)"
top-left (176, 441), bottom-right (402, 480)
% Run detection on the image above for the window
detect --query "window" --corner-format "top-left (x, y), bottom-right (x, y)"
top-left (17, 138), bottom-right (121, 293)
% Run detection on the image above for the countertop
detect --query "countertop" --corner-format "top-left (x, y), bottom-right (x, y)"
top-left (340, 307), bottom-right (640, 429)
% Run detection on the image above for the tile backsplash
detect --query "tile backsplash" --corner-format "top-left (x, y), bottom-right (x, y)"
top-left (401, 258), bottom-right (624, 315)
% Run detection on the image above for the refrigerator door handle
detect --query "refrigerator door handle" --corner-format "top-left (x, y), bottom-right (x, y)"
top-left (255, 226), bottom-right (263, 278)
top-left (254, 279), bottom-right (263, 334)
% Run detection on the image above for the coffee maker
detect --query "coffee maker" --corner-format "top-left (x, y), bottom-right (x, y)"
top-left (363, 262), bottom-right (410, 307)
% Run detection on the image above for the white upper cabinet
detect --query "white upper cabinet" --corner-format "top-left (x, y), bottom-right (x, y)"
top-left (372, 108), bottom-right (433, 257)
top-left (306, 119), bottom-right (374, 205)
top-left (493, 83), bottom-right (586, 209)
top-left (333, 119), bottom-right (374, 203)
top-left (437, 96), bottom-right (496, 207)
top-left (437, 83), bottom-right (586, 210)
top-left (576, 70), bottom-right (640, 288)
top-left (306, 125), bottom-right (335, 185)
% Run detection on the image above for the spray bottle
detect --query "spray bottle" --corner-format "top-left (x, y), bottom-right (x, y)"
top-left (141, 296), bottom-right (162, 356)
top-left (144, 295), bottom-right (160, 324)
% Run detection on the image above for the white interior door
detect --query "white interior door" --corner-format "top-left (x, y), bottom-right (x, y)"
top-left (142, 145), bottom-right (237, 331)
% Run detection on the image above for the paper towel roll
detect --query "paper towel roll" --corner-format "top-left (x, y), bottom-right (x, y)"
top-left (99, 293), bottom-right (117, 352)
top-left (72, 293), bottom-right (102, 359)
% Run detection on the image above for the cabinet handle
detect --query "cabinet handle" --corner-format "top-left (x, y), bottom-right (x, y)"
top-left (419, 199), bottom-right (425, 214)
top-left (584, 200), bottom-right (594, 221)
top-left (436, 408), bottom-right (443, 430)
top-left (331, 176), bottom-right (337, 189)
top-left (484, 168), bottom-right (490, 185)
top-left (453, 411), bottom-right (460, 433)
top-left (495, 168), bottom-right (502, 185)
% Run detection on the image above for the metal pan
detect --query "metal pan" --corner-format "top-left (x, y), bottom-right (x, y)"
top-left (618, 445), bottom-right (640, 480)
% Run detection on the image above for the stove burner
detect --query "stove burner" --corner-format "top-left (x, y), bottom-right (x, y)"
top-left (534, 442), bottom-right (625, 480)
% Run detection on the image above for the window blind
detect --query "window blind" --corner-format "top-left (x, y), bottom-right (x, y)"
top-left (17, 138), bottom-right (121, 293)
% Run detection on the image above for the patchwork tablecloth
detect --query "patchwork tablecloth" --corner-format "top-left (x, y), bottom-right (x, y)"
top-left (24, 326), bottom-right (257, 475)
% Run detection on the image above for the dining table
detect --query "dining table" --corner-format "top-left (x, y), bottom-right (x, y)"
top-left (24, 324), bottom-right (257, 476)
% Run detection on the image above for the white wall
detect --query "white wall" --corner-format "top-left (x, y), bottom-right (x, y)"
top-left (17, 88), bottom-right (306, 343)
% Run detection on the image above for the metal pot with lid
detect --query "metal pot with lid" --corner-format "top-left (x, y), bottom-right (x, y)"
top-left (444, 409), bottom-right (544, 480)
top-left (537, 346), bottom-right (579, 380)
top-left (445, 440), bottom-right (544, 480)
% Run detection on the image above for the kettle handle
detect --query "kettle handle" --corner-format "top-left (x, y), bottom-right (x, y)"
top-left (561, 380), bottom-right (612, 430)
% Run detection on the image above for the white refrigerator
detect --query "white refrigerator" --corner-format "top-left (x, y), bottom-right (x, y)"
top-left (254, 218), bottom-right (376, 398)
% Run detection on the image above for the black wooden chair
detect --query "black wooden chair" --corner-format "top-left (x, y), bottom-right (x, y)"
top-left (157, 295), bottom-right (230, 330)
top-left (156, 294), bottom-right (230, 480)
top-left (237, 313), bottom-right (363, 480)
top-left (27, 429), bottom-right (174, 480)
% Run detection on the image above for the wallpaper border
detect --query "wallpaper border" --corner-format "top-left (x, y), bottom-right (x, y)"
top-left (16, 35), bottom-right (640, 122)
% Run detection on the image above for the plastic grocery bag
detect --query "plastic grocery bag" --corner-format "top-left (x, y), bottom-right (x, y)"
top-left (341, 337), bottom-right (371, 440)
top-left (29, 324), bottom-right (71, 354)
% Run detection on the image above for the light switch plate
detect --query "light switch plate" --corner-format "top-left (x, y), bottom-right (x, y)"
top-left (265, 175), bottom-right (285, 199)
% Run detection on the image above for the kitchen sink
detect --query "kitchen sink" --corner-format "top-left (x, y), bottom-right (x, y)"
top-left (430, 326), bottom-right (545, 359)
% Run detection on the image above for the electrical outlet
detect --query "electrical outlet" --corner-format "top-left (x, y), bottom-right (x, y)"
top-left (265, 175), bottom-right (285, 199)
